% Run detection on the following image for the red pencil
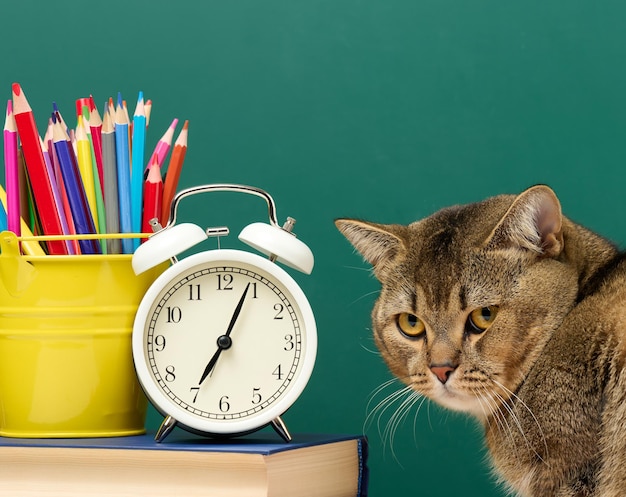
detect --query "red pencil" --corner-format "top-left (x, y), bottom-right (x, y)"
top-left (141, 155), bottom-right (163, 239)
top-left (12, 83), bottom-right (68, 254)
top-left (160, 120), bottom-right (188, 225)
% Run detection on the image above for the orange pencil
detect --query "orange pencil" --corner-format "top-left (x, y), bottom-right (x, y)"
top-left (144, 99), bottom-right (152, 127)
top-left (160, 120), bottom-right (188, 225)
top-left (12, 83), bottom-right (68, 254)
top-left (141, 155), bottom-right (163, 239)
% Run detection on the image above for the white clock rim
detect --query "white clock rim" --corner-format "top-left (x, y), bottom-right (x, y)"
top-left (132, 248), bottom-right (318, 435)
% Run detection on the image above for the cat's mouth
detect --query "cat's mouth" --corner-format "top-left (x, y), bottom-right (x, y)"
top-left (429, 381), bottom-right (487, 417)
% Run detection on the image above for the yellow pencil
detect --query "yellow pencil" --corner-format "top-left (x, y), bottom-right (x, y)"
top-left (0, 184), bottom-right (45, 255)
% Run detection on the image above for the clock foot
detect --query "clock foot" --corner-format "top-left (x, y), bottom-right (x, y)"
top-left (270, 416), bottom-right (292, 442)
top-left (155, 415), bottom-right (178, 443)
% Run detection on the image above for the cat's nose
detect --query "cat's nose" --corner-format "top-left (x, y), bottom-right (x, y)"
top-left (430, 364), bottom-right (457, 384)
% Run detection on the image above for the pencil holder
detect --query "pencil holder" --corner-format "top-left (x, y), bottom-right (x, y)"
top-left (0, 231), bottom-right (168, 438)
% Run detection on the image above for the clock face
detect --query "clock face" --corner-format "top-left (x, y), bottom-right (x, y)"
top-left (132, 249), bottom-right (317, 436)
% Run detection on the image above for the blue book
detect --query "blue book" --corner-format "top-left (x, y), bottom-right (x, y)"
top-left (0, 431), bottom-right (368, 497)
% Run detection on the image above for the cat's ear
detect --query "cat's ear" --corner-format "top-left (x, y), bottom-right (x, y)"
top-left (484, 185), bottom-right (564, 257)
top-left (335, 219), bottom-right (407, 271)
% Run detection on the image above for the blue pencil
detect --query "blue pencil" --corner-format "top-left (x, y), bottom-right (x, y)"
top-left (131, 91), bottom-right (146, 251)
top-left (114, 93), bottom-right (133, 254)
top-left (0, 196), bottom-right (7, 231)
top-left (51, 116), bottom-right (100, 254)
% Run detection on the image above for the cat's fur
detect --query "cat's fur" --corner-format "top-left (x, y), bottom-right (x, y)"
top-left (336, 185), bottom-right (626, 497)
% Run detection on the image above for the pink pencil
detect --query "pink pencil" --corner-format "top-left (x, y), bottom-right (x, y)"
top-left (88, 96), bottom-right (105, 195)
top-left (147, 118), bottom-right (178, 172)
top-left (4, 100), bottom-right (20, 235)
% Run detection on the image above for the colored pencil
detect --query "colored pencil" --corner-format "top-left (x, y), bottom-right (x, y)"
top-left (114, 93), bottom-right (133, 253)
top-left (148, 118), bottom-right (178, 172)
top-left (131, 91), bottom-right (146, 250)
top-left (141, 155), bottom-right (163, 238)
top-left (52, 116), bottom-right (100, 254)
top-left (161, 120), bottom-right (188, 225)
top-left (88, 96), bottom-right (105, 194)
top-left (0, 184), bottom-right (45, 255)
top-left (144, 99), bottom-right (152, 127)
top-left (17, 148), bottom-right (31, 228)
top-left (4, 100), bottom-right (20, 235)
top-left (46, 127), bottom-right (81, 255)
top-left (0, 192), bottom-right (6, 231)
top-left (12, 83), bottom-right (68, 254)
top-left (75, 115), bottom-right (99, 232)
top-left (101, 106), bottom-right (121, 254)
top-left (40, 136), bottom-right (75, 254)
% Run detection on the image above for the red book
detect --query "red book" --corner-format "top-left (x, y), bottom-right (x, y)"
top-left (12, 83), bottom-right (68, 254)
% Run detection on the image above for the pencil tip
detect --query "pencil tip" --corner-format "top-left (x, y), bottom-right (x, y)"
top-left (117, 92), bottom-right (123, 107)
top-left (11, 82), bottom-right (21, 96)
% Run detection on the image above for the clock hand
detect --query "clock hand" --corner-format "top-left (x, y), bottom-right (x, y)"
top-left (198, 283), bottom-right (251, 385)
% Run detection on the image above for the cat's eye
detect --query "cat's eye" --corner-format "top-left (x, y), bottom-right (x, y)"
top-left (467, 306), bottom-right (499, 333)
top-left (396, 313), bottom-right (426, 338)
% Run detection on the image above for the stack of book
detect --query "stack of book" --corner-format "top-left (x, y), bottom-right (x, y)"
top-left (0, 431), bottom-right (368, 496)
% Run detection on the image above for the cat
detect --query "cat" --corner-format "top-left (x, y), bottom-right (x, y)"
top-left (335, 185), bottom-right (626, 497)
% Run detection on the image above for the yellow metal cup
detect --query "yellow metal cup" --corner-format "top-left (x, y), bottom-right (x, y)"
top-left (0, 232), bottom-right (167, 438)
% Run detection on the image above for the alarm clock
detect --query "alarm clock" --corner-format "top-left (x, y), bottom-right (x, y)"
top-left (131, 184), bottom-right (317, 442)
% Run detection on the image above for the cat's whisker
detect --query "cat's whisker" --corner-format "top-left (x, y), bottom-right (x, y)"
top-left (363, 378), bottom-right (426, 466)
top-left (384, 389), bottom-right (421, 447)
top-left (365, 378), bottom-right (401, 413)
top-left (364, 381), bottom-right (412, 437)
top-left (479, 388), bottom-right (529, 468)
top-left (350, 290), bottom-right (381, 306)
top-left (487, 387), bottom-right (547, 466)
top-left (491, 379), bottom-right (549, 463)
top-left (411, 395), bottom-right (429, 445)
top-left (340, 264), bottom-right (374, 273)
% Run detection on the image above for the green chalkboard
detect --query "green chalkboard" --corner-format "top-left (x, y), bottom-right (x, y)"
top-left (2, 0), bottom-right (626, 495)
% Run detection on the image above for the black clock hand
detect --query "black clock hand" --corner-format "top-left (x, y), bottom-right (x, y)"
top-left (198, 283), bottom-right (251, 385)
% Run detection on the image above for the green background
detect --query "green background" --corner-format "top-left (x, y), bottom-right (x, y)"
top-left (2, 1), bottom-right (626, 495)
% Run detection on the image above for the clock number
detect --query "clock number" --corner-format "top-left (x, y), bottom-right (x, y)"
top-left (274, 303), bottom-right (284, 319)
top-left (165, 365), bottom-right (176, 382)
top-left (154, 335), bottom-right (166, 352)
top-left (166, 306), bottom-right (182, 323)
top-left (252, 387), bottom-right (262, 404)
top-left (272, 364), bottom-right (283, 380)
top-left (219, 396), bottom-right (231, 412)
top-left (217, 274), bottom-right (233, 290)
top-left (188, 284), bottom-right (201, 301)
top-left (284, 334), bottom-right (294, 351)
top-left (190, 387), bottom-right (200, 403)
top-left (251, 282), bottom-right (258, 298)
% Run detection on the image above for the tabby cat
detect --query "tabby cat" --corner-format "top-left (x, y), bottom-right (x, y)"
top-left (335, 185), bottom-right (626, 497)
